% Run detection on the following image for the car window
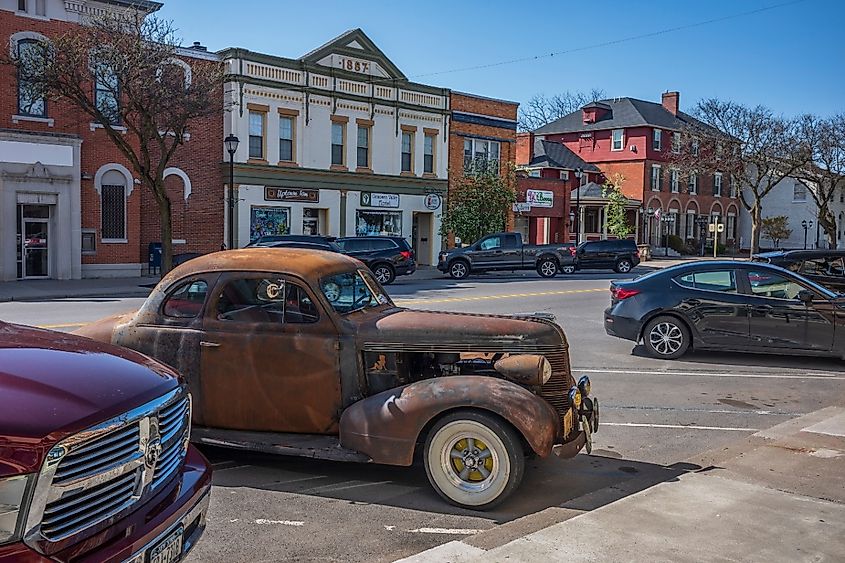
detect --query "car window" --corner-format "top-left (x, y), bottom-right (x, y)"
top-left (340, 239), bottom-right (368, 252)
top-left (673, 271), bottom-right (737, 293)
top-left (746, 270), bottom-right (804, 300)
top-left (479, 236), bottom-right (502, 251)
top-left (320, 269), bottom-right (390, 314)
top-left (216, 277), bottom-right (286, 323)
top-left (163, 280), bottom-right (208, 318)
top-left (284, 283), bottom-right (319, 323)
top-left (502, 234), bottom-right (520, 249)
top-left (370, 239), bottom-right (397, 251)
top-left (674, 273), bottom-right (695, 288)
top-left (800, 257), bottom-right (845, 277)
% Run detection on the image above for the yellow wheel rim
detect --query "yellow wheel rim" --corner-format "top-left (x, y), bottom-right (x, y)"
top-left (450, 437), bottom-right (494, 483)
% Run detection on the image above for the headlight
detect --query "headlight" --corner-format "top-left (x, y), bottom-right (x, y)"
top-left (578, 375), bottom-right (591, 397)
top-left (493, 355), bottom-right (552, 386)
top-left (568, 386), bottom-right (582, 410)
top-left (0, 474), bottom-right (34, 545)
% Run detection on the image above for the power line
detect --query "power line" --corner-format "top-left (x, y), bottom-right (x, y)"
top-left (409, 0), bottom-right (810, 80)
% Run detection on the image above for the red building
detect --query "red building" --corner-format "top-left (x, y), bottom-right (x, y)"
top-left (530, 92), bottom-right (740, 247)
top-left (0, 0), bottom-right (222, 280)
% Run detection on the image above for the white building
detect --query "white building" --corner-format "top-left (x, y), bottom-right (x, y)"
top-left (222, 29), bottom-right (449, 265)
top-left (739, 176), bottom-right (845, 250)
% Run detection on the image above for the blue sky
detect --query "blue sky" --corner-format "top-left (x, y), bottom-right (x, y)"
top-left (158, 0), bottom-right (843, 117)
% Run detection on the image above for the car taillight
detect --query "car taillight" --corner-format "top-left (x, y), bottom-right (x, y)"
top-left (569, 246), bottom-right (576, 257)
top-left (400, 250), bottom-right (412, 260)
top-left (634, 249), bottom-right (640, 257)
top-left (611, 286), bottom-right (640, 300)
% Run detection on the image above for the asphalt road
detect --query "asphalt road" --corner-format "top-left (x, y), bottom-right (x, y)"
top-left (1, 268), bottom-right (843, 562)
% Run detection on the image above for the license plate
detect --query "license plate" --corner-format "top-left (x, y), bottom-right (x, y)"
top-left (149, 526), bottom-right (183, 563)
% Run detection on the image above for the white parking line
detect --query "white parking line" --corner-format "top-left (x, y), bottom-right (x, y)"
top-left (407, 528), bottom-right (486, 535)
top-left (254, 519), bottom-right (305, 526)
top-left (575, 368), bottom-right (845, 381)
top-left (299, 480), bottom-right (393, 495)
top-left (602, 422), bottom-right (759, 432)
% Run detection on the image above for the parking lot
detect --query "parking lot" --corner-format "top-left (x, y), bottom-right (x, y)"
top-left (2, 267), bottom-right (842, 562)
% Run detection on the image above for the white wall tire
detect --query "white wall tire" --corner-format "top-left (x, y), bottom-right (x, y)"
top-left (424, 411), bottom-right (524, 510)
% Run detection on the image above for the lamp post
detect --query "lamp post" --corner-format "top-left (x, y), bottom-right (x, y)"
top-left (224, 134), bottom-right (239, 250)
top-left (801, 219), bottom-right (813, 250)
top-left (573, 168), bottom-right (583, 244)
top-left (696, 215), bottom-right (709, 257)
top-left (662, 214), bottom-right (676, 256)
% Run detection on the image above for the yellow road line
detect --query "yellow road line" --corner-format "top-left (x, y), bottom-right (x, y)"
top-left (393, 287), bottom-right (606, 305)
top-left (35, 322), bottom-right (84, 329)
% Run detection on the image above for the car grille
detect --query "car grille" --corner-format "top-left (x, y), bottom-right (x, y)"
top-left (29, 388), bottom-right (190, 543)
top-left (540, 350), bottom-right (576, 435)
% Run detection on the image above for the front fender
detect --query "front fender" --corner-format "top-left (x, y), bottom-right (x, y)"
top-left (339, 376), bottom-right (559, 466)
top-left (73, 311), bottom-right (135, 344)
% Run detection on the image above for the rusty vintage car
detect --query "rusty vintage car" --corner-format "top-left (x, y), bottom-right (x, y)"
top-left (76, 249), bottom-right (598, 509)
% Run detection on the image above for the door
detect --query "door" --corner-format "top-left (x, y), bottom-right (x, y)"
top-left (742, 269), bottom-right (834, 352)
top-left (199, 273), bottom-right (342, 434)
top-left (473, 234), bottom-right (509, 269)
top-left (23, 218), bottom-right (50, 278)
top-left (673, 270), bottom-right (750, 347)
top-left (499, 233), bottom-right (523, 268)
top-left (414, 212), bottom-right (433, 266)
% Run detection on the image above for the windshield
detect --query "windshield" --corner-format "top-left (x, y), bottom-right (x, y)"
top-left (320, 269), bottom-right (392, 314)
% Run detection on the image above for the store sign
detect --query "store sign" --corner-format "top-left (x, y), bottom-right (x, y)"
top-left (513, 202), bottom-right (531, 213)
top-left (526, 189), bottom-right (554, 208)
top-left (424, 193), bottom-right (442, 210)
top-left (360, 192), bottom-right (399, 208)
top-left (265, 187), bottom-right (319, 203)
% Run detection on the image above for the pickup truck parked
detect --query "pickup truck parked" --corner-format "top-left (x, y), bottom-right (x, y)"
top-left (437, 232), bottom-right (576, 279)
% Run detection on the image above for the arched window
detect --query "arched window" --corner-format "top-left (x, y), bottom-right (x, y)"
top-left (16, 38), bottom-right (47, 117)
top-left (99, 169), bottom-right (128, 241)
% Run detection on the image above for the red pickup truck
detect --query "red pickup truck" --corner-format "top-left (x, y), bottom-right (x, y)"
top-left (0, 322), bottom-right (211, 563)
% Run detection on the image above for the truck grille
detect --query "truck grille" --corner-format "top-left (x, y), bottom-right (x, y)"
top-left (540, 350), bottom-right (576, 435)
top-left (28, 387), bottom-right (190, 543)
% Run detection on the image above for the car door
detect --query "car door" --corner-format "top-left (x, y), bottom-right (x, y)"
top-left (473, 235), bottom-right (507, 269)
top-left (742, 268), bottom-right (835, 352)
top-left (500, 234), bottom-right (523, 268)
top-left (340, 239), bottom-right (374, 267)
top-left (673, 269), bottom-right (750, 347)
top-left (577, 242), bottom-right (600, 269)
top-left (198, 272), bottom-right (342, 434)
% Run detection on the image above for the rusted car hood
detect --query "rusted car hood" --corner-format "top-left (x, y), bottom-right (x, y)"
top-left (0, 322), bottom-right (179, 476)
top-left (353, 309), bottom-right (567, 352)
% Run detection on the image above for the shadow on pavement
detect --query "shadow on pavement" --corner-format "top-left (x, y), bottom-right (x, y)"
top-left (630, 344), bottom-right (844, 372)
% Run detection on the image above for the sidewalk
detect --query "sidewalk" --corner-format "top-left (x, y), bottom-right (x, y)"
top-left (398, 407), bottom-right (845, 562)
top-left (0, 276), bottom-right (156, 302)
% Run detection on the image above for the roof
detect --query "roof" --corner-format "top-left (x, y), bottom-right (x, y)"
top-left (165, 249), bottom-right (362, 282)
top-left (528, 140), bottom-right (600, 172)
top-left (533, 97), bottom-right (711, 135)
top-left (298, 28), bottom-right (407, 80)
top-left (572, 182), bottom-right (641, 206)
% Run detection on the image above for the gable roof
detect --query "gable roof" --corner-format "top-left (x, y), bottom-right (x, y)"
top-left (528, 140), bottom-right (600, 172)
top-left (572, 182), bottom-right (642, 205)
top-left (533, 97), bottom-right (710, 135)
top-left (299, 28), bottom-right (407, 80)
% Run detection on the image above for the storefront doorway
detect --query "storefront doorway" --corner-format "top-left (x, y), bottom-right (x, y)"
top-left (412, 212), bottom-right (433, 265)
top-left (16, 204), bottom-right (51, 278)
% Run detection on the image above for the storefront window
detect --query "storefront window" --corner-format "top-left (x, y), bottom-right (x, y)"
top-left (356, 210), bottom-right (402, 237)
top-left (250, 206), bottom-right (290, 242)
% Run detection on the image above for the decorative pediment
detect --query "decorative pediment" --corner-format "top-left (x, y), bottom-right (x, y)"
top-left (2, 161), bottom-right (73, 184)
top-left (299, 28), bottom-right (406, 80)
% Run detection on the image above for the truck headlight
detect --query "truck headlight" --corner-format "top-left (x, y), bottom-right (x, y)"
top-left (493, 355), bottom-right (552, 386)
top-left (0, 474), bottom-right (34, 545)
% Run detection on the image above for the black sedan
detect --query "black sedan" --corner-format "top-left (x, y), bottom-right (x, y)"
top-left (604, 261), bottom-right (844, 359)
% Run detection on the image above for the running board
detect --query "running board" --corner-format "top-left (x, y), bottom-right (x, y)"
top-left (191, 426), bottom-right (372, 463)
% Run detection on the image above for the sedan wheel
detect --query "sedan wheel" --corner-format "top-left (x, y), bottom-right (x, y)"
top-left (373, 264), bottom-right (395, 285)
top-left (560, 264), bottom-right (576, 275)
top-left (424, 411), bottom-right (524, 509)
top-left (449, 261), bottom-right (470, 280)
top-left (643, 316), bottom-right (689, 359)
top-left (537, 259), bottom-right (558, 278)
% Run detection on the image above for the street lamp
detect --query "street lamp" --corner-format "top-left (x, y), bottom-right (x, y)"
top-left (801, 219), bottom-right (813, 250)
top-left (573, 168), bottom-right (583, 244)
top-left (224, 134), bottom-right (239, 250)
top-left (662, 214), bottom-right (676, 256)
top-left (696, 215), bottom-right (709, 257)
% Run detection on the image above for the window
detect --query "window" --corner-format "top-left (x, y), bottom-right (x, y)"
top-left (580, 172), bottom-right (588, 187)
top-left (800, 257), bottom-right (844, 278)
top-left (726, 214), bottom-right (736, 240)
top-left (217, 277), bottom-right (286, 323)
top-left (747, 271), bottom-right (805, 300)
top-left (250, 206), bottom-right (289, 241)
top-left (653, 129), bottom-right (662, 151)
top-left (559, 170), bottom-right (569, 181)
top-left (424, 133), bottom-right (435, 174)
top-left (611, 129), bottom-right (624, 151)
top-left (670, 169), bottom-right (680, 193)
top-left (729, 175), bottom-right (738, 198)
top-left (248, 111), bottom-right (264, 159)
top-left (651, 165), bottom-right (662, 191)
top-left (320, 270), bottom-right (389, 314)
top-left (714, 173), bottom-right (723, 197)
top-left (279, 115), bottom-right (294, 162)
top-left (101, 183), bottom-right (126, 240)
top-left (793, 181), bottom-right (807, 202)
top-left (35, 0), bottom-right (45, 15)
top-left (686, 212), bottom-right (696, 238)
top-left (283, 283), bottom-right (320, 323)
top-left (688, 172), bottom-right (698, 194)
top-left (81, 230), bottom-right (96, 254)
top-left (331, 122), bottom-right (345, 166)
top-left (357, 125), bottom-right (370, 168)
top-left (463, 138), bottom-right (501, 176)
top-left (355, 210), bottom-right (402, 236)
top-left (672, 132), bottom-right (681, 154)
top-left (691, 139), bottom-right (700, 156)
top-left (163, 280), bottom-right (208, 318)
top-left (17, 0), bottom-right (26, 11)
top-left (675, 270), bottom-right (737, 293)
top-left (479, 236), bottom-right (502, 250)
top-left (529, 170), bottom-right (541, 178)
top-left (94, 62), bottom-right (120, 125)
top-left (401, 131), bottom-right (413, 172)
top-left (17, 39), bottom-right (46, 117)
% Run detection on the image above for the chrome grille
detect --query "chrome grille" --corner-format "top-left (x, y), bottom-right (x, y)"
top-left (153, 396), bottom-right (190, 484)
top-left (52, 424), bottom-right (141, 485)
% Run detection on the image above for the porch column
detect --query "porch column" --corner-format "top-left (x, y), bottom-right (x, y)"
top-left (579, 205), bottom-right (585, 241)
top-left (635, 209), bottom-right (640, 242)
top-left (602, 205), bottom-right (608, 239)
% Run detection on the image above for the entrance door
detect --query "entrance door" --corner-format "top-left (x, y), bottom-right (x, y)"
top-left (414, 212), bottom-right (433, 265)
top-left (17, 205), bottom-right (51, 278)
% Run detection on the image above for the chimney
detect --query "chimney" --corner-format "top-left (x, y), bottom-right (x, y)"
top-left (662, 91), bottom-right (679, 115)
top-left (516, 132), bottom-right (534, 165)
top-left (190, 41), bottom-right (208, 52)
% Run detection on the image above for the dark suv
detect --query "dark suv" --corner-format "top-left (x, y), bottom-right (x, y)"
top-left (575, 239), bottom-right (640, 273)
top-left (335, 236), bottom-right (416, 284)
top-left (753, 249), bottom-right (845, 292)
top-left (246, 234), bottom-right (340, 251)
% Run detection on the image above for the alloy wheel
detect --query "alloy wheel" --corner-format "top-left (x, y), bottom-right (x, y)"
top-left (374, 266), bottom-right (392, 284)
top-left (648, 322), bottom-right (684, 356)
top-left (450, 262), bottom-right (468, 279)
top-left (539, 260), bottom-right (557, 277)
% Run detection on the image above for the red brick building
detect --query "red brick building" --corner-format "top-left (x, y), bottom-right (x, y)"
top-left (530, 92), bottom-right (740, 247)
top-left (0, 0), bottom-right (222, 280)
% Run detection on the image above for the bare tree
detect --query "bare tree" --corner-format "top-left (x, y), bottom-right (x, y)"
top-left (518, 89), bottom-right (606, 131)
top-left (4, 11), bottom-right (224, 273)
top-left (795, 113), bottom-right (845, 249)
top-left (668, 99), bottom-right (810, 255)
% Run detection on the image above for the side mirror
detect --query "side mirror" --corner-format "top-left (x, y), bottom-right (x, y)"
top-left (797, 289), bottom-right (814, 304)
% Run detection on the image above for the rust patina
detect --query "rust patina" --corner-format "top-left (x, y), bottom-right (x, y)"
top-left (75, 248), bottom-right (593, 476)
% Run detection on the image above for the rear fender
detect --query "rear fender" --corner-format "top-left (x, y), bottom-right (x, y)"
top-left (339, 376), bottom-right (559, 466)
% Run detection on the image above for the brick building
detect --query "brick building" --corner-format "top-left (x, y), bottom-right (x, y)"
top-left (530, 91), bottom-right (740, 247)
top-left (448, 91), bottom-right (518, 243)
top-left (0, 0), bottom-right (222, 280)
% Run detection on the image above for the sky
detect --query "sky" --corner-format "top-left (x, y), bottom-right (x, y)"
top-left (157, 0), bottom-right (844, 118)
